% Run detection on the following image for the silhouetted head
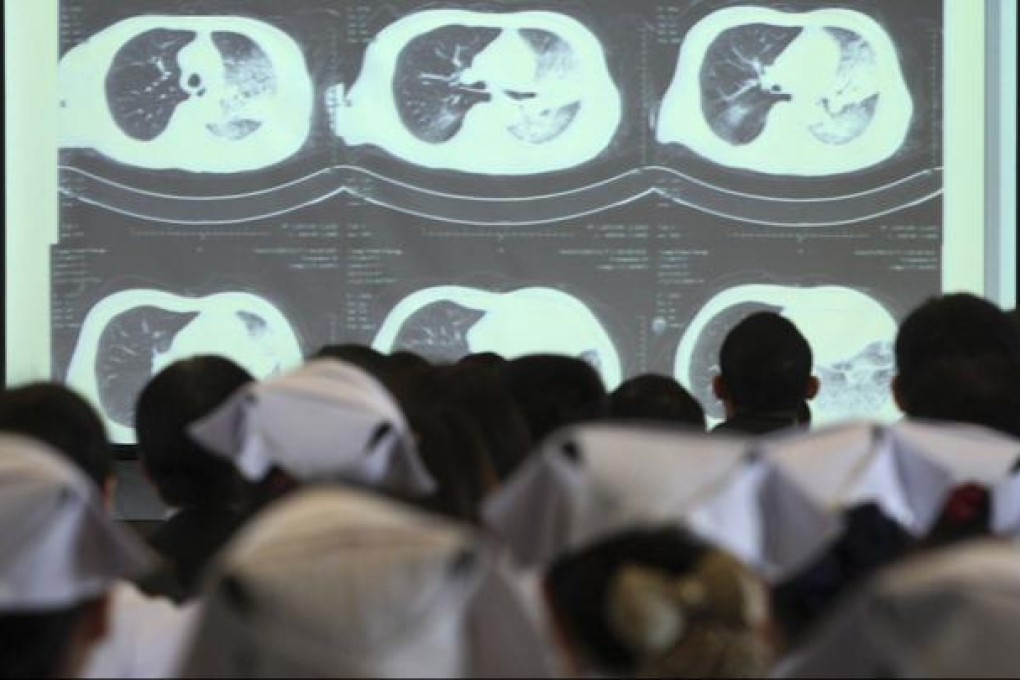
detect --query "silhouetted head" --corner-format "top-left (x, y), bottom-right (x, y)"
top-left (498, 354), bottom-right (609, 444)
top-left (0, 382), bottom-right (112, 489)
top-left (609, 374), bottom-right (706, 430)
top-left (713, 312), bottom-right (817, 416)
top-left (135, 355), bottom-right (254, 508)
top-left (456, 352), bottom-right (507, 371)
top-left (893, 294), bottom-right (1020, 434)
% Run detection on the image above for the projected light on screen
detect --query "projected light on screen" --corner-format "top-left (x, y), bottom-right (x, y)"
top-left (327, 9), bottom-right (622, 174)
top-left (59, 16), bottom-right (313, 172)
top-left (371, 285), bottom-right (622, 388)
top-left (65, 290), bottom-right (304, 443)
top-left (656, 6), bottom-right (913, 175)
top-left (674, 284), bottom-right (900, 428)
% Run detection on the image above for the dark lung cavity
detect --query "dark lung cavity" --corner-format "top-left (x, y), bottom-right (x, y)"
top-left (95, 306), bottom-right (199, 427)
top-left (393, 300), bottom-right (486, 363)
top-left (688, 301), bottom-right (782, 419)
top-left (105, 29), bottom-right (196, 141)
top-left (394, 25), bottom-right (502, 143)
top-left (236, 310), bottom-right (269, 337)
top-left (700, 23), bottom-right (802, 145)
top-left (208, 32), bottom-right (276, 139)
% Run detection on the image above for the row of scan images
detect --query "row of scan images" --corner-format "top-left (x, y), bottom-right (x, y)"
top-left (61, 6), bottom-right (921, 177)
top-left (64, 283), bottom-right (900, 443)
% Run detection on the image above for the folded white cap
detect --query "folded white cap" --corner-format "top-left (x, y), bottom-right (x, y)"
top-left (189, 359), bottom-right (435, 496)
top-left (777, 538), bottom-right (1020, 678)
top-left (759, 419), bottom-right (1020, 536)
top-left (181, 486), bottom-right (553, 678)
top-left (482, 423), bottom-right (840, 582)
top-left (0, 434), bottom-right (150, 612)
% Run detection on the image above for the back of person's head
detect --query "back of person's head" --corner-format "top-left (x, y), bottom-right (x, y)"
top-left (135, 356), bottom-right (254, 508)
top-left (545, 526), bottom-right (772, 678)
top-left (383, 365), bottom-right (499, 523)
top-left (0, 435), bottom-right (147, 678)
top-left (457, 351), bottom-right (506, 371)
top-left (0, 382), bottom-right (112, 489)
top-left (312, 343), bottom-right (389, 375)
top-left (498, 354), bottom-right (609, 444)
top-left (894, 293), bottom-right (1020, 379)
top-left (716, 312), bottom-right (815, 414)
top-left (609, 374), bottom-right (707, 430)
top-left (893, 294), bottom-right (1020, 433)
top-left (436, 363), bottom-right (532, 482)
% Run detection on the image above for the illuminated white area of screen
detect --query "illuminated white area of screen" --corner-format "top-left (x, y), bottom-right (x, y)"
top-left (328, 9), bottom-right (622, 174)
top-left (65, 289), bottom-right (303, 443)
top-left (59, 15), bottom-right (313, 172)
top-left (656, 6), bottom-right (913, 176)
top-left (371, 285), bottom-right (623, 388)
top-left (1, 1), bottom-right (1000, 401)
top-left (674, 283), bottom-right (900, 429)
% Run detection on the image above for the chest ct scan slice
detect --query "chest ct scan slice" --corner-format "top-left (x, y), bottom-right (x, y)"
top-left (674, 284), bottom-right (899, 428)
top-left (371, 285), bottom-right (623, 388)
top-left (328, 10), bottom-right (622, 175)
top-left (59, 16), bottom-right (313, 173)
top-left (656, 7), bottom-right (913, 176)
top-left (65, 290), bottom-right (304, 443)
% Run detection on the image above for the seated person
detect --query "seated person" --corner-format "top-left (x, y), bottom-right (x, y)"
top-left (181, 485), bottom-right (553, 677)
top-left (0, 382), bottom-right (197, 677)
top-left (711, 313), bottom-right (818, 435)
top-left (0, 434), bottom-right (148, 678)
top-left (543, 526), bottom-right (774, 678)
top-left (134, 355), bottom-right (255, 600)
top-left (609, 374), bottom-right (706, 430)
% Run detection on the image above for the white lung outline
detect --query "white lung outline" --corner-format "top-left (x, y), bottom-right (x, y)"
top-left (65, 289), bottom-right (304, 443)
top-left (371, 285), bottom-right (623, 388)
top-left (59, 15), bottom-right (313, 172)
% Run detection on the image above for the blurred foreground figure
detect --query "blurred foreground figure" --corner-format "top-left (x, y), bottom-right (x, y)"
top-left (181, 486), bottom-right (552, 678)
top-left (544, 526), bottom-right (774, 678)
top-left (0, 435), bottom-right (148, 678)
top-left (777, 539), bottom-right (1020, 678)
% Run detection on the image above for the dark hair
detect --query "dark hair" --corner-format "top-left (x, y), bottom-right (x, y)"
top-left (897, 354), bottom-right (1020, 437)
top-left (0, 599), bottom-right (97, 678)
top-left (895, 294), bottom-right (1020, 380)
top-left (498, 354), bottom-right (609, 445)
top-left (545, 527), bottom-right (712, 673)
top-left (134, 355), bottom-right (253, 507)
top-left (894, 295), bottom-right (1020, 433)
top-left (436, 363), bottom-right (532, 482)
top-left (456, 351), bottom-right (506, 371)
top-left (386, 366), bottom-right (497, 523)
top-left (0, 383), bottom-right (112, 488)
top-left (312, 343), bottom-right (390, 376)
top-left (609, 374), bottom-right (706, 430)
top-left (719, 312), bottom-right (814, 413)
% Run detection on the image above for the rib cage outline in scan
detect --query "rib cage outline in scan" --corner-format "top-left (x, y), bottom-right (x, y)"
top-left (65, 290), bottom-right (304, 443)
top-left (674, 284), bottom-right (900, 428)
top-left (656, 6), bottom-right (914, 175)
top-left (327, 9), bottom-right (623, 175)
top-left (371, 286), bottom-right (623, 389)
top-left (59, 16), bottom-right (314, 172)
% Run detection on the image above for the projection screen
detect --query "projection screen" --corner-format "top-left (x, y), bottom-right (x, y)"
top-left (5, 0), bottom-right (1014, 440)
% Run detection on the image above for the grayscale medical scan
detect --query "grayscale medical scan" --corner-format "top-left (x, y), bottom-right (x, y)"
top-left (54, 0), bottom-right (943, 439)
